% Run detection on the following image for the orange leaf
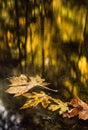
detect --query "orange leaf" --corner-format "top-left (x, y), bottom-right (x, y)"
top-left (63, 97), bottom-right (88, 120)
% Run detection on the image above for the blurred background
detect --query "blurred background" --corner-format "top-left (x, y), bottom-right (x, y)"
top-left (0, 0), bottom-right (88, 129)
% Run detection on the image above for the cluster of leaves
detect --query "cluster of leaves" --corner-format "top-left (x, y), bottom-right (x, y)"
top-left (6, 74), bottom-right (88, 120)
top-left (21, 91), bottom-right (69, 115)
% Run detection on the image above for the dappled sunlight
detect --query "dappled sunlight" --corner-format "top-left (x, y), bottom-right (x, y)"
top-left (73, 85), bottom-right (78, 97)
top-left (63, 79), bottom-right (78, 97)
top-left (63, 80), bottom-right (72, 92)
top-left (71, 68), bottom-right (76, 79)
top-left (26, 12), bottom-right (61, 69)
top-left (78, 56), bottom-right (88, 87)
top-left (26, 21), bottom-right (43, 67)
top-left (19, 17), bottom-right (26, 26)
top-left (78, 56), bottom-right (88, 75)
top-left (53, 0), bottom-right (86, 42)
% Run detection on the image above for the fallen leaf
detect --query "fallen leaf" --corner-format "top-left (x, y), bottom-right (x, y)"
top-left (6, 75), bottom-right (54, 96)
top-left (48, 98), bottom-right (69, 114)
top-left (62, 97), bottom-right (88, 120)
top-left (8, 74), bottom-right (29, 86)
top-left (21, 91), bottom-right (51, 109)
top-left (6, 86), bottom-right (30, 96)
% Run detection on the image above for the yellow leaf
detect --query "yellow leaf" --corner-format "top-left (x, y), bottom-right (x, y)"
top-left (20, 99), bottom-right (39, 109)
top-left (41, 97), bottom-right (51, 108)
top-left (48, 105), bottom-right (60, 111)
top-left (48, 98), bottom-right (69, 114)
top-left (21, 91), bottom-right (51, 109)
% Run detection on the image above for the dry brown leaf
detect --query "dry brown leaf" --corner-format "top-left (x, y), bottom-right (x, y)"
top-left (6, 86), bottom-right (30, 96)
top-left (8, 74), bottom-right (29, 86)
top-left (6, 74), bottom-right (57, 96)
top-left (63, 97), bottom-right (88, 120)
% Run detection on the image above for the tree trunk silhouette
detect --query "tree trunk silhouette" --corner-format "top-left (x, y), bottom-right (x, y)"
top-left (40, 2), bottom-right (45, 77)
top-left (15, 0), bottom-right (22, 70)
top-left (24, 1), bottom-right (28, 70)
top-left (81, 10), bottom-right (88, 58)
top-left (30, 26), bottom-right (34, 67)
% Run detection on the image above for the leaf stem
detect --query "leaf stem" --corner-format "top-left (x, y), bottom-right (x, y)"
top-left (38, 85), bottom-right (58, 92)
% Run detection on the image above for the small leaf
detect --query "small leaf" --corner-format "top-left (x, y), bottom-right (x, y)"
top-left (21, 91), bottom-right (51, 109)
top-left (20, 99), bottom-right (40, 109)
top-left (48, 99), bottom-right (69, 114)
top-left (48, 104), bottom-right (61, 111)
top-left (41, 97), bottom-right (51, 108)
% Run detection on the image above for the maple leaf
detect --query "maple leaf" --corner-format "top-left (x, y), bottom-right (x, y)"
top-left (29, 75), bottom-right (58, 92)
top-left (21, 91), bottom-right (51, 109)
top-left (6, 74), bottom-right (58, 96)
top-left (6, 86), bottom-right (30, 96)
top-left (6, 75), bottom-right (35, 96)
top-left (48, 98), bottom-right (69, 114)
top-left (8, 74), bottom-right (30, 86)
top-left (29, 75), bottom-right (45, 85)
top-left (22, 91), bottom-right (69, 114)
top-left (63, 97), bottom-right (88, 120)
